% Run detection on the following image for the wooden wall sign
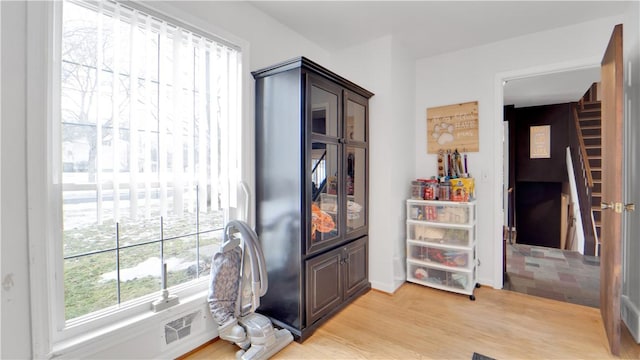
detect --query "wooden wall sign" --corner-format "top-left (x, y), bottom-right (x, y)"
top-left (426, 101), bottom-right (479, 153)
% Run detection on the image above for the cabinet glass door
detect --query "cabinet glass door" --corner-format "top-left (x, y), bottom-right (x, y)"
top-left (345, 93), bottom-right (367, 236)
top-left (346, 99), bottom-right (366, 142)
top-left (311, 85), bottom-right (339, 137)
top-left (346, 146), bottom-right (366, 232)
top-left (311, 142), bottom-right (340, 246)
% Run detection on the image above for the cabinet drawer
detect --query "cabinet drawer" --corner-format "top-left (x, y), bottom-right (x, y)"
top-left (406, 200), bottom-right (475, 225)
top-left (407, 261), bottom-right (475, 293)
top-left (406, 221), bottom-right (473, 247)
top-left (407, 241), bottom-right (473, 270)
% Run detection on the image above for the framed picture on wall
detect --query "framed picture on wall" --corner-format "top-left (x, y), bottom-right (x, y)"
top-left (530, 125), bottom-right (551, 159)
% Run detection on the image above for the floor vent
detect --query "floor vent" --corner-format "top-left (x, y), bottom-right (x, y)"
top-left (164, 310), bottom-right (201, 345)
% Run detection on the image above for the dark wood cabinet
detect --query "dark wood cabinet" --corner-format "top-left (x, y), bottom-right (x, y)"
top-left (252, 57), bottom-right (373, 341)
top-left (305, 236), bottom-right (368, 325)
top-left (343, 236), bottom-right (368, 298)
top-left (305, 246), bottom-right (343, 325)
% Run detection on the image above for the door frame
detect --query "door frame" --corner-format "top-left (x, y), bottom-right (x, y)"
top-left (492, 57), bottom-right (601, 289)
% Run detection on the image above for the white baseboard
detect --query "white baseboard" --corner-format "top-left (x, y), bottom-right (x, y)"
top-left (622, 295), bottom-right (640, 343)
top-left (478, 276), bottom-right (499, 290)
top-left (370, 280), bottom-right (397, 294)
top-left (392, 279), bottom-right (405, 293)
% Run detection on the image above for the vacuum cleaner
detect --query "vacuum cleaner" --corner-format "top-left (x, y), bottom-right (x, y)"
top-left (207, 219), bottom-right (293, 360)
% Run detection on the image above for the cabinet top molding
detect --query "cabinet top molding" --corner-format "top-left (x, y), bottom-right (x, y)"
top-left (251, 56), bottom-right (375, 99)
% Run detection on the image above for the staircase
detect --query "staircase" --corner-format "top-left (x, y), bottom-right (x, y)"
top-left (576, 83), bottom-right (602, 253)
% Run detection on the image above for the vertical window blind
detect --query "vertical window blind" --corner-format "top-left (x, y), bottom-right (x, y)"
top-left (60, 0), bottom-right (241, 320)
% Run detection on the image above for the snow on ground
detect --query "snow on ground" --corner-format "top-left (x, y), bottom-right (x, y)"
top-left (100, 256), bottom-right (193, 282)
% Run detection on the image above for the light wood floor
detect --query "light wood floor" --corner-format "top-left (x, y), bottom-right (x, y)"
top-left (183, 283), bottom-right (640, 359)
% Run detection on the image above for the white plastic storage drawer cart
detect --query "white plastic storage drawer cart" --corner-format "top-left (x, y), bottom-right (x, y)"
top-left (405, 199), bottom-right (480, 300)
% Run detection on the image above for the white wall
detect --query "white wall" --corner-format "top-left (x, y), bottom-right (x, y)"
top-left (415, 15), bottom-right (624, 288)
top-left (331, 36), bottom-right (416, 293)
top-left (622, 0), bottom-right (640, 343)
top-left (390, 40), bottom-right (417, 290)
top-left (1, 2), bottom-right (31, 359)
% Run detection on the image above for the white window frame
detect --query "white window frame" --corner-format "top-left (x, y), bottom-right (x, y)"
top-left (27, 1), bottom-right (252, 357)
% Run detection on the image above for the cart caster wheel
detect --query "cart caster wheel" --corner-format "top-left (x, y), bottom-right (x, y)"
top-left (475, 283), bottom-right (481, 288)
top-left (469, 295), bottom-right (476, 301)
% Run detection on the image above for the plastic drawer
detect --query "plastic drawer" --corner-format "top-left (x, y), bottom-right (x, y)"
top-left (407, 241), bottom-right (474, 270)
top-left (406, 200), bottom-right (475, 225)
top-left (410, 183), bottom-right (424, 200)
top-left (407, 261), bottom-right (475, 293)
top-left (406, 221), bottom-right (473, 247)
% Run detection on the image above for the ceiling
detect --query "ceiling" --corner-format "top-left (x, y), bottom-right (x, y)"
top-left (503, 66), bottom-right (601, 108)
top-left (248, 0), bottom-right (629, 107)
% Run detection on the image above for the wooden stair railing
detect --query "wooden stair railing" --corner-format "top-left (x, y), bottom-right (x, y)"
top-left (570, 104), bottom-right (597, 255)
top-left (572, 82), bottom-right (603, 256)
top-left (573, 106), bottom-right (594, 189)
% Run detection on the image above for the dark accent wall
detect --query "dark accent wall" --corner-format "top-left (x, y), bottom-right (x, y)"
top-left (513, 104), bottom-right (571, 182)
top-left (506, 103), bottom-right (572, 248)
top-left (515, 182), bottom-right (562, 248)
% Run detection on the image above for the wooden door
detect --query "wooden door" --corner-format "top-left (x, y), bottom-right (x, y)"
top-left (599, 23), bottom-right (623, 356)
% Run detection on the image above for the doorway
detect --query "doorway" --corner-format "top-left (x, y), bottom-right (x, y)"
top-left (501, 67), bottom-right (601, 308)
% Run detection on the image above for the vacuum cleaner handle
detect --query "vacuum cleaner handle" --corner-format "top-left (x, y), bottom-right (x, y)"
top-left (224, 220), bottom-right (269, 298)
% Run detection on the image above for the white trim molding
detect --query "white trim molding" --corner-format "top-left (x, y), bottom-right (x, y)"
top-left (27, 1), bottom-right (56, 357)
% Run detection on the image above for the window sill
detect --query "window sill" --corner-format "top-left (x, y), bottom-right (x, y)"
top-left (51, 290), bottom-right (218, 359)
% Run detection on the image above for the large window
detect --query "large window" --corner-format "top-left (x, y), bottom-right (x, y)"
top-left (59, 0), bottom-right (240, 322)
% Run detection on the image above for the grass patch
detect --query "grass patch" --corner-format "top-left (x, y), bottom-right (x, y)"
top-left (63, 209), bottom-right (224, 320)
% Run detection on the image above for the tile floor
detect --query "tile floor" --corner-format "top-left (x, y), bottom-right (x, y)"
top-left (504, 243), bottom-right (600, 308)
